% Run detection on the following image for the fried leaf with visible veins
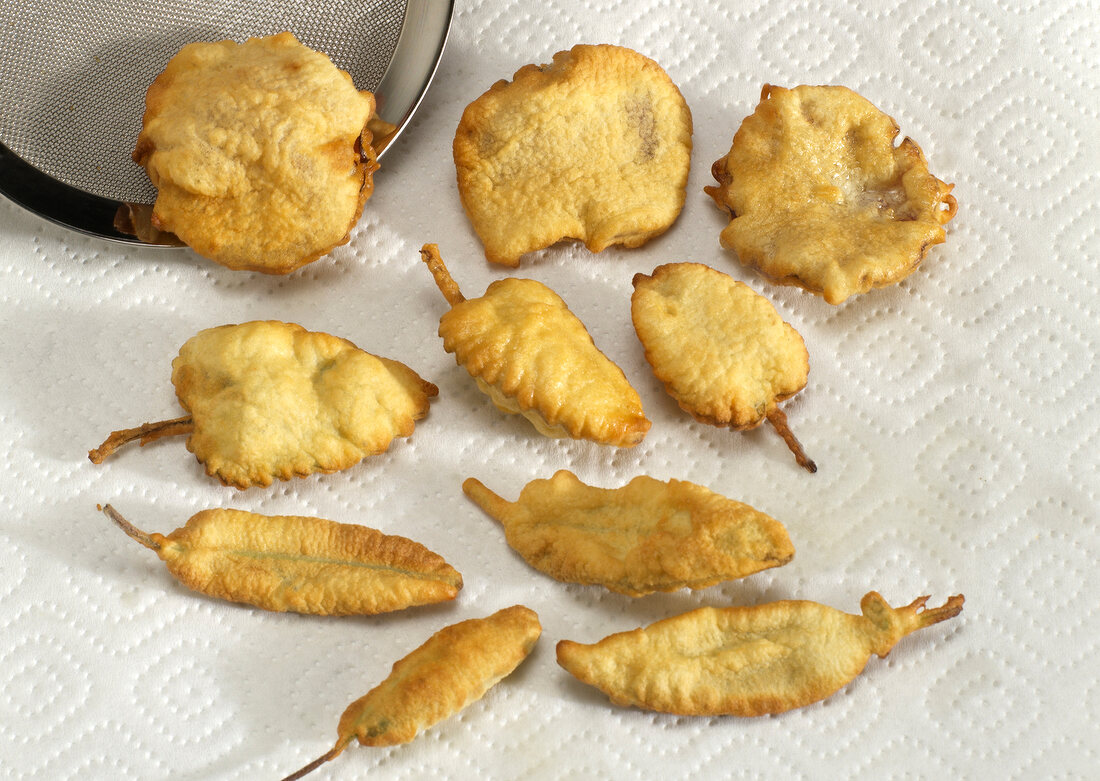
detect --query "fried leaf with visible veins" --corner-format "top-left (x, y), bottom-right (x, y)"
top-left (464, 470), bottom-right (793, 596)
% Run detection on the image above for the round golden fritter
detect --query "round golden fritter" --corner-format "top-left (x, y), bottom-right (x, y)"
top-left (454, 44), bottom-right (693, 266)
top-left (631, 262), bottom-right (815, 471)
top-left (133, 32), bottom-right (378, 273)
top-left (705, 84), bottom-right (957, 304)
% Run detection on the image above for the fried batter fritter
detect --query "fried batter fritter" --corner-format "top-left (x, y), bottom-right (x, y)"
top-left (463, 471), bottom-right (793, 596)
top-left (557, 592), bottom-right (964, 716)
top-left (706, 85), bottom-right (957, 304)
top-left (421, 244), bottom-right (650, 447)
top-left (101, 504), bottom-right (461, 615)
top-left (280, 606), bottom-right (541, 780)
top-left (454, 44), bottom-right (693, 266)
top-left (134, 32), bottom-right (378, 273)
top-left (631, 262), bottom-right (815, 471)
top-left (89, 321), bottom-right (437, 488)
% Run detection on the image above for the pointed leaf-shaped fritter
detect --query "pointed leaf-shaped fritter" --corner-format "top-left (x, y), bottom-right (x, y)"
top-left (421, 244), bottom-right (649, 447)
top-left (102, 505), bottom-right (462, 615)
top-left (281, 606), bottom-right (541, 780)
top-left (89, 321), bottom-right (437, 488)
top-left (463, 471), bottom-right (793, 596)
top-left (631, 262), bottom-right (816, 471)
top-left (557, 591), bottom-right (964, 716)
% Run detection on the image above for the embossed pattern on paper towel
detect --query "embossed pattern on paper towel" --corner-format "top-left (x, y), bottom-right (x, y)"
top-left (0, 0), bottom-right (1097, 778)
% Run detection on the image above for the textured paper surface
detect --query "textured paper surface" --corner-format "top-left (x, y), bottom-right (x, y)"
top-left (1, 1), bottom-right (1097, 778)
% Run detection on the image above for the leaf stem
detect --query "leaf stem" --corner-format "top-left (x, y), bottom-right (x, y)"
top-left (88, 415), bottom-right (193, 463)
top-left (420, 244), bottom-right (465, 306)
top-left (99, 503), bottom-right (161, 551)
top-left (280, 738), bottom-right (351, 781)
top-left (765, 408), bottom-right (816, 473)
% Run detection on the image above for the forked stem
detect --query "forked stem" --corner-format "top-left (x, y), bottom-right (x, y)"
top-left (765, 408), bottom-right (817, 473)
top-left (99, 503), bottom-right (161, 551)
top-left (420, 243), bottom-right (465, 306)
top-left (88, 415), bottom-right (194, 464)
top-left (280, 739), bottom-right (350, 781)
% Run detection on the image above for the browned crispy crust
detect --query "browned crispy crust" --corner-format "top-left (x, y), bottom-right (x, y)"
top-left (133, 32), bottom-right (379, 273)
top-left (705, 84), bottom-right (957, 304)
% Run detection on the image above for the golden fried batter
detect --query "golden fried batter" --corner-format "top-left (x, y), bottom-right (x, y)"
top-left (281, 606), bottom-right (541, 780)
top-left (463, 471), bottom-right (793, 596)
top-left (421, 244), bottom-right (649, 446)
top-left (631, 263), bottom-right (815, 471)
top-left (134, 32), bottom-right (378, 273)
top-left (454, 44), bottom-right (693, 266)
top-left (557, 592), bottom-right (964, 716)
top-left (89, 321), bottom-right (437, 488)
top-left (101, 504), bottom-right (461, 615)
top-left (706, 85), bottom-right (957, 304)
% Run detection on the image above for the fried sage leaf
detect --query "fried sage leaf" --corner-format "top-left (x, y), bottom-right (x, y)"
top-left (282, 605), bottom-right (541, 780)
top-left (421, 244), bottom-right (649, 447)
top-left (89, 321), bottom-right (437, 488)
top-left (557, 591), bottom-right (964, 716)
top-left (101, 504), bottom-right (461, 615)
top-left (463, 470), bottom-right (793, 596)
top-left (631, 262), bottom-right (815, 471)
top-left (454, 44), bottom-right (692, 267)
top-left (705, 84), bottom-right (957, 305)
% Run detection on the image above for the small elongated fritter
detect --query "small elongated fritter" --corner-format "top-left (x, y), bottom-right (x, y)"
top-left (421, 244), bottom-right (649, 447)
top-left (88, 321), bottom-right (437, 488)
top-left (463, 471), bottom-right (793, 596)
top-left (134, 32), bottom-right (378, 273)
top-left (101, 504), bottom-right (462, 615)
top-left (454, 44), bottom-right (693, 266)
top-left (631, 263), bottom-right (815, 471)
top-left (281, 606), bottom-right (541, 780)
top-left (557, 591), bottom-right (964, 716)
top-left (706, 85), bottom-right (957, 304)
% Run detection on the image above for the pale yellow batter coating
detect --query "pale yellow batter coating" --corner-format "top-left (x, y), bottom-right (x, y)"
top-left (102, 505), bottom-right (461, 616)
top-left (706, 85), bottom-right (957, 304)
top-left (172, 321), bottom-right (436, 487)
top-left (463, 470), bottom-right (793, 596)
top-left (631, 262), bottom-right (815, 471)
top-left (557, 592), bottom-right (964, 716)
top-left (134, 32), bottom-right (377, 273)
top-left (454, 44), bottom-right (693, 266)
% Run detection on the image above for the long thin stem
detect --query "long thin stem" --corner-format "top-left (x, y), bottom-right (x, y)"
top-left (280, 740), bottom-right (349, 781)
top-left (88, 415), bottom-right (193, 464)
top-left (99, 504), bottom-right (160, 551)
top-left (765, 408), bottom-right (817, 474)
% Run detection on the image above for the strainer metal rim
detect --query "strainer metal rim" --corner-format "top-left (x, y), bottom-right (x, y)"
top-left (0, 0), bottom-right (454, 245)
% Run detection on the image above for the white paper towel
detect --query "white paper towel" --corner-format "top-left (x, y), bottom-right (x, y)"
top-left (1, 1), bottom-right (1097, 778)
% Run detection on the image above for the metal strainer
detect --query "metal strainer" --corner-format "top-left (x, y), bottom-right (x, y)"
top-left (0, 0), bottom-right (452, 242)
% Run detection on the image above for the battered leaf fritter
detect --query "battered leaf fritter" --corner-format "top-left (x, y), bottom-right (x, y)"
top-left (463, 471), bottom-right (793, 596)
top-left (133, 32), bottom-right (378, 273)
top-left (88, 321), bottom-right (437, 488)
top-left (557, 591), bottom-right (964, 716)
top-left (454, 43), bottom-right (693, 266)
top-left (421, 244), bottom-right (650, 447)
top-left (706, 85), bottom-right (958, 304)
top-left (281, 606), bottom-right (541, 780)
top-left (100, 504), bottom-right (461, 615)
top-left (631, 263), bottom-right (815, 471)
